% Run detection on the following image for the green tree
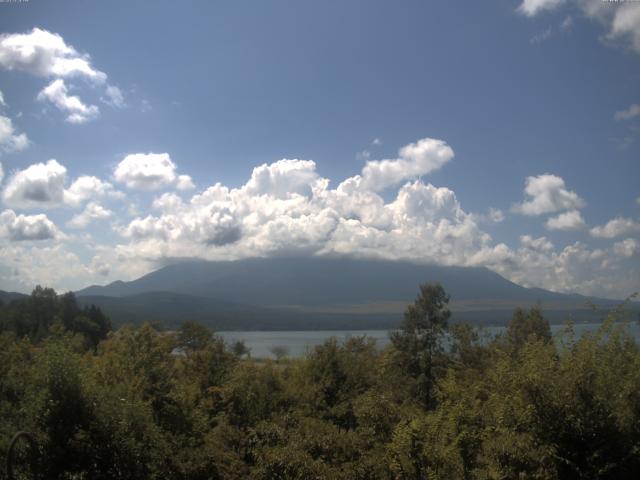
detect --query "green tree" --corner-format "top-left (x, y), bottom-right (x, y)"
top-left (231, 340), bottom-right (250, 358)
top-left (504, 305), bottom-right (551, 353)
top-left (390, 283), bottom-right (450, 409)
top-left (178, 320), bottom-right (213, 351)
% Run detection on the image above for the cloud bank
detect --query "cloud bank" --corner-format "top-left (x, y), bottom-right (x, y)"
top-left (0, 137), bottom-right (637, 299)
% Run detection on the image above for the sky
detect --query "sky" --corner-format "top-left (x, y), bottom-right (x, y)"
top-left (0, 0), bottom-right (638, 298)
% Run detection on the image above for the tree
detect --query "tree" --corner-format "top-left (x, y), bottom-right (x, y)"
top-left (390, 283), bottom-right (450, 409)
top-left (270, 345), bottom-right (289, 362)
top-left (231, 340), bottom-right (250, 358)
top-left (504, 305), bottom-right (551, 353)
top-left (178, 320), bottom-right (213, 350)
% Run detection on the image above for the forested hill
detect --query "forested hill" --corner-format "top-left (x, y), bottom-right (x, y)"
top-left (0, 290), bottom-right (27, 303)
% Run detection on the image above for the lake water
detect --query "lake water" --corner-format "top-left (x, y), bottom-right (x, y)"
top-left (219, 322), bottom-right (640, 359)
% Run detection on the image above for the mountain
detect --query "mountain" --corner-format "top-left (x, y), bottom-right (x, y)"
top-left (0, 290), bottom-right (28, 303)
top-left (77, 256), bottom-right (587, 305)
top-left (74, 257), bottom-right (627, 330)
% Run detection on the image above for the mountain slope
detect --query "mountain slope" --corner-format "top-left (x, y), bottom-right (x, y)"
top-left (77, 256), bottom-right (591, 307)
top-left (77, 291), bottom-right (401, 331)
top-left (0, 290), bottom-right (28, 303)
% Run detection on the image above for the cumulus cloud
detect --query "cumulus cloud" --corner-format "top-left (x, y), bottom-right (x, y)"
top-left (176, 175), bottom-right (195, 191)
top-left (2, 159), bottom-right (67, 209)
top-left (0, 28), bottom-right (106, 81)
top-left (590, 217), bottom-right (640, 238)
top-left (520, 234), bottom-right (554, 252)
top-left (512, 174), bottom-right (585, 215)
top-left (1, 159), bottom-right (123, 210)
top-left (0, 209), bottom-right (57, 241)
top-left (359, 138), bottom-right (454, 191)
top-left (0, 115), bottom-right (29, 153)
top-left (0, 29), bottom-right (126, 125)
top-left (613, 238), bottom-right (639, 258)
top-left (114, 153), bottom-right (184, 191)
top-left (102, 138), bottom-right (640, 298)
top-left (243, 159), bottom-right (323, 198)
top-left (112, 145), bottom-right (486, 281)
top-left (67, 202), bottom-right (113, 229)
top-left (545, 209), bottom-right (586, 231)
top-left (615, 103), bottom-right (640, 121)
top-left (65, 175), bottom-right (124, 206)
top-left (37, 79), bottom-right (99, 124)
top-left (0, 136), bottom-right (636, 298)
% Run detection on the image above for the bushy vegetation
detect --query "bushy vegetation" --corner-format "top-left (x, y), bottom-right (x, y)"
top-left (0, 285), bottom-right (638, 479)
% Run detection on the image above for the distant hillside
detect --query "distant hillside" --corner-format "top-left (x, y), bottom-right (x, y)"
top-left (0, 290), bottom-right (27, 303)
top-left (77, 256), bottom-right (600, 307)
top-left (76, 291), bottom-right (402, 331)
top-left (71, 257), bottom-right (632, 330)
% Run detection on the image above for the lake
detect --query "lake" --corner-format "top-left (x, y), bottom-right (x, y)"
top-left (219, 322), bottom-right (640, 359)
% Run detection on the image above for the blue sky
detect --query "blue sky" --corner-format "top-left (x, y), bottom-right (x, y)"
top-left (0, 0), bottom-right (638, 298)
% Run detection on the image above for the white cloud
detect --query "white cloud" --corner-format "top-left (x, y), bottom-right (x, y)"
top-left (607, 3), bottom-right (640, 53)
top-left (0, 163), bottom-right (3, 184)
top-left (0, 136), bottom-right (636, 298)
top-left (615, 103), bottom-right (640, 121)
top-left (0, 242), bottom-right (95, 292)
top-left (1, 159), bottom-right (122, 210)
top-left (512, 174), bottom-right (585, 215)
top-left (114, 153), bottom-right (182, 191)
top-left (0, 209), bottom-right (57, 241)
top-left (2, 159), bottom-right (67, 209)
top-left (65, 175), bottom-right (124, 206)
top-left (468, 239), bottom-right (636, 299)
top-left (519, 1), bottom-right (640, 54)
top-left (359, 137), bottom-right (454, 191)
top-left (103, 138), bottom-right (639, 298)
top-left (176, 174), bottom-right (195, 191)
top-left (613, 238), bottom-right (639, 258)
top-left (67, 202), bottom-right (113, 229)
top-left (0, 115), bottom-right (29, 153)
top-left (489, 208), bottom-right (505, 223)
top-left (520, 234), bottom-right (554, 251)
top-left (243, 159), bottom-right (323, 198)
top-left (37, 79), bottom-right (99, 124)
top-left (0, 90), bottom-right (5, 107)
top-left (590, 217), bottom-right (640, 238)
top-left (545, 209), bottom-right (586, 231)
top-left (101, 84), bottom-right (125, 108)
top-left (518, 0), bottom-right (565, 17)
top-left (0, 28), bottom-right (106, 82)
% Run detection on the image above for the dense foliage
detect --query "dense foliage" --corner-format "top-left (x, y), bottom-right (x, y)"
top-left (0, 284), bottom-right (638, 479)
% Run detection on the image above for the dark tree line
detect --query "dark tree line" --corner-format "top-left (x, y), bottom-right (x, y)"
top-left (0, 286), bottom-right (110, 348)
